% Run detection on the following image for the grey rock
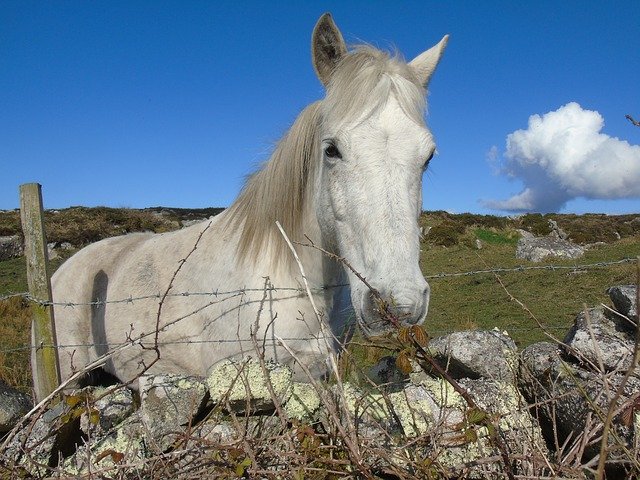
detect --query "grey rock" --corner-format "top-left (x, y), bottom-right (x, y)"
top-left (47, 242), bottom-right (58, 259)
top-left (519, 341), bottom-right (637, 463)
top-left (5, 400), bottom-right (81, 476)
top-left (0, 380), bottom-right (32, 433)
top-left (607, 285), bottom-right (638, 324)
top-left (548, 219), bottom-right (569, 240)
top-left (139, 374), bottom-right (207, 452)
top-left (0, 235), bottom-right (23, 261)
top-left (427, 330), bottom-right (519, 383)
top-left (195, 414), bottom-right (282, 444)
top-left (65, 412), bottom-right (147, 476)
top-left (459, 377), bottom-right (549, 475)
top-left (563, 306), bottom-right (634, 371)
top-left (78, 386), bottom-right (136, 437)
top-left (516, 228), bottom-right (535, 239)
top-left (516, 235), bottom-right (584, 262)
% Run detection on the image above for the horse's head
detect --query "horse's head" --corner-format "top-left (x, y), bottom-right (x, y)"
top-left (312, 14), bottom-right (448, 337)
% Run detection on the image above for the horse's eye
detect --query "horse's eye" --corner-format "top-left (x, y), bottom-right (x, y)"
top-left (423, 150), bottom-right (435, 171)
top-left (324, 144), bottom-right (342, 159)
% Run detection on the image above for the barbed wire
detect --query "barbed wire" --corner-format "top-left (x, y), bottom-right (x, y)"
top-left (0, 256), bottom-right (635, 356)
top-left (0, 256), bottom-right (635, 307)
top-left (0, 324), bottom-right (576, 355)
top-left (424, 257), bottom-right (636, 279)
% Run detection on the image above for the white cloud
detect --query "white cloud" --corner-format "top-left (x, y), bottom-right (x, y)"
top-left (485, 102), bottom-right (640, 212)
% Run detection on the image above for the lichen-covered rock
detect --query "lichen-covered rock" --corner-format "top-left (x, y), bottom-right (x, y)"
top-left (516, 235), bottom-right (584, 262)
top-left (64, 412), bottom-right (147, 476)
top-left (4, 400), bottom-right (78, 477)
top-left (460, 378), bottom-right (549, 475)
top-left (607, 285), bottom-right (638, 324)
top-left (428, 329), bottom-right (519, 383)
top-left (207, 358), bottom-right (292, 413)
top-left (0, 380), bottom-right (32, 433)
top-left (196, 414), bottom-right (282, 444)
top-left (78, 386), bottom-right (136, 437)
top-left (331, 382), bottom-right (397, 438)
top-left (563, 306), bottom-right (634, 371)
top-left (139, 373), bottom-right (207, 452)
top-left (389, 380), bottom-right (462, 437)
top-left (284, 382), bottom-right (322, 421)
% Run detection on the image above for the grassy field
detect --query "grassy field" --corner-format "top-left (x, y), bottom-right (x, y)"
top-left (0, 207), bottom-right (638, 392)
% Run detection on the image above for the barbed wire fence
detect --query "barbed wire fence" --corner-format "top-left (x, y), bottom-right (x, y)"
top-left (0, 256), bottom-right (636, 357)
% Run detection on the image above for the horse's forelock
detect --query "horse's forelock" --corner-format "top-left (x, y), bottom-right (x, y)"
top-left (323, 46), bottom-right (426, 128)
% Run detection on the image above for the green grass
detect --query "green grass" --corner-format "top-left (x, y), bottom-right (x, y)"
top-left (420, 237), bottom-right (639, 347)
top-left (473, 228), bottom-right (519, 246)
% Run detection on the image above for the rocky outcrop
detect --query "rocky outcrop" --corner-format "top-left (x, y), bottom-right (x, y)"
top-left (516, 219), bottom-right (585, 262)
top-left (0, 380), bottom-right (31, 433)
top-left (516, 235), bottom-right (585, 262)
top-left (0, 235), bottom-right (23, 261)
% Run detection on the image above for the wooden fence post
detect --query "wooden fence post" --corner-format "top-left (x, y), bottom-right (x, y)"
top-left (19, 183), bottom-right (61, 400)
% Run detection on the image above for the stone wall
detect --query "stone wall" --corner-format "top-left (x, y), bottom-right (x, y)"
top-left (1, 284), bottom-right (637, 478)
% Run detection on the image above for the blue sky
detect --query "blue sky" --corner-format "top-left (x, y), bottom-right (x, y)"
top-left (2, 2), bottom-right (639, 214)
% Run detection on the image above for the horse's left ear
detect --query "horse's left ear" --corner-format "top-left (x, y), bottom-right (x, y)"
top-left (409, 35), bottom-right (449, 87)
top-left (312, 13), bottom-right (347, 86)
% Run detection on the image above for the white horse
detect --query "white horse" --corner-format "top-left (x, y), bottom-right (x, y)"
top-left (35, 13), bottom-right (448, 399)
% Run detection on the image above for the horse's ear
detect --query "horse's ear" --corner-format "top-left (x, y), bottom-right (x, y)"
top-left (409, 35), bottom-right (449, 87)
top-left (312, 13), bottom-right (347, 86)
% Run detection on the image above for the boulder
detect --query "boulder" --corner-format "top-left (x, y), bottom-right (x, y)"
top-left (78, 386), bottom-right (136, 437)
top-left (65, 412), bottom-right (147, 476)
top-left (563, 306), bottom-right (635, 371)
top-left (607, 285), bottom-right (638, 324)
top-left (519, 341), bottom-right (637, 464)
top-left (516, 235), bottom-right (584, 262)
top-left (427, 329), bottom-right (519, 383)
top-left (0, 235), bottom-right (23, 261)
top-left (4, 400), bottom-right (81, 476)
top-left (139, 373), bottom-right (207, 452)
top-left (0, 380), bottom-right (32, 433)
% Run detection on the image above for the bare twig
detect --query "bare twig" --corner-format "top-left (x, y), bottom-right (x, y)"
top-left (626, 114), bottom-right (640, 127)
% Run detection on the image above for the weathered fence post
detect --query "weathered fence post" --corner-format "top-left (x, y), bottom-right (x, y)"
top-left (19, 183), bottom-right (61, 401)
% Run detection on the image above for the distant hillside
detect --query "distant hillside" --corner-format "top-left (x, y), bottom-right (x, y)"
top-left (1, 207), bottom-right (638, 248)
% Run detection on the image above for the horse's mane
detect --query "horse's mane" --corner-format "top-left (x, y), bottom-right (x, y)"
top-left (226, 46), bottom-right (425, 265)
top-left (226, 101), bottom-right (322, 264)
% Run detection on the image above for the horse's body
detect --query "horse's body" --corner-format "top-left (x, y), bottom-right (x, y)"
top-left (35, 14), bottom-right (448, 399)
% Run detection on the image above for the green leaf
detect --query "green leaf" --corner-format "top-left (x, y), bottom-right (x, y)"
top-left (89, 409), bottom-right (101, 425)
top-left (466, 407), bottom-right (487, 425)
top-left (65, 394), bottom-right (83, 408)
top-left (465, 428), bottom-right (478, 442)
top-left (235, 457), bottom-right (251, 476)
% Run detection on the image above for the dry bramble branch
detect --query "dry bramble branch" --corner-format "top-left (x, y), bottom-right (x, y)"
top-left (626, 114), bottom-right (640, 127)
top-left (295, 234), bottom-right (518, 480)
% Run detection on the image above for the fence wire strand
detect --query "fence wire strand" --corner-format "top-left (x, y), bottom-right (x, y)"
top-left (1, 257), bottom-right (635, 307)
top-left (0, 256), bottom-right (636, 355)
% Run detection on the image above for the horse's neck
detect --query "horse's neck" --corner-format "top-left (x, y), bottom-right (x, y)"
top-left (287, 202), bottom-right (341, 289)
